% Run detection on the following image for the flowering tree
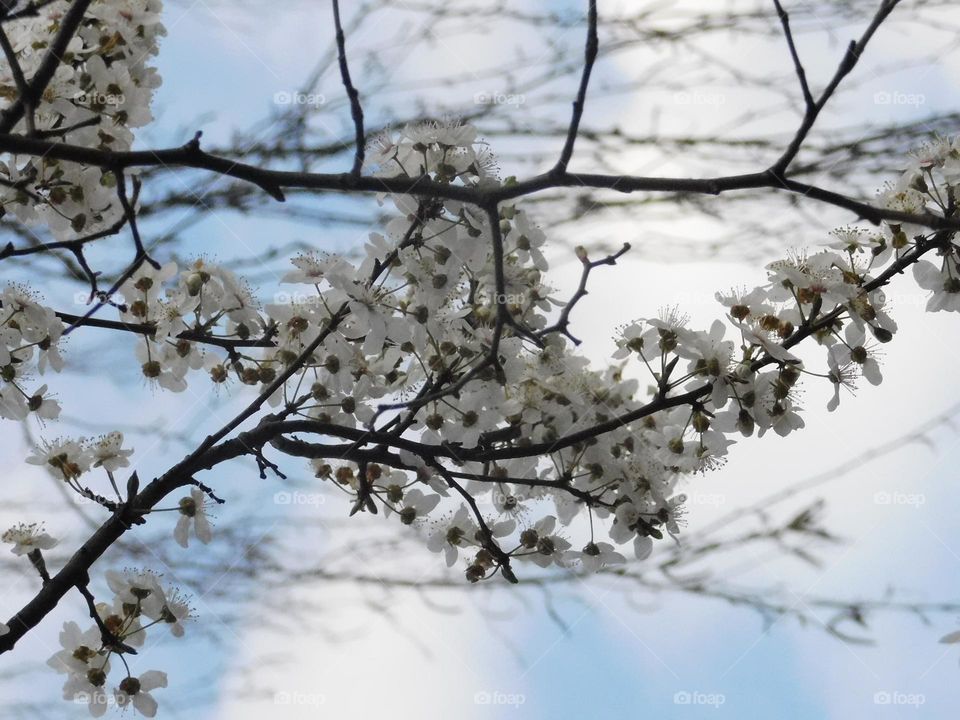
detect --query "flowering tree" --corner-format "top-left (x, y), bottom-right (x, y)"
top-left (0, 0), bottom-right (959, 715)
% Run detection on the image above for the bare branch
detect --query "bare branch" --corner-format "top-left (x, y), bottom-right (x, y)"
top-left (554, 0), bottom-right (598, 175)
top-left (332, 0), bottom-right (366, 175)
top-left (770, 0), bottom-right (901, 176)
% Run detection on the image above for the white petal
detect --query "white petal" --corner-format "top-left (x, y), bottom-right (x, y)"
top-left (139, 670), bottom-right (168, 692)
top-left (195, 514), bottom-right (212, 544)
top-left (173, 517), bottom-right (190, 548)
top-left (862, 360), bottom-right (882, 386)
top-left (134, 691), bottom-right (159, 717)
top-left (633, 536), bottom-right (653, 560)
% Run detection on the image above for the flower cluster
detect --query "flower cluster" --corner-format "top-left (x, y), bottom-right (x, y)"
top-left (26, 432), bottom-right (133, 501)
top-left (0, 1), bottom-right (165, 240)
top-left (84, 126), bottom-right (960, 593)
top-left (118, 259), bottom-right (261, 392)
top-left (47, 568), bottom-right (190, 717)
top-left (0, 0), bottom-right (955, 710)
top-left (287, 131), bottom-right (960, 584)
top-left (0, 283), bottom-right (65, 420)
top-left (5, 95), bottom-right (960, 712)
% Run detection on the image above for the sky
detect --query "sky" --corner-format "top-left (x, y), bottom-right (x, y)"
top-left (2, 0), bottom-right (960, 718)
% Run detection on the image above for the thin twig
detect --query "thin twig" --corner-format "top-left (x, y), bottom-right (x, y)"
top-left (554, 0), bottom-right (598, 175)
top-left (332, 0), bottom-right (365, 175)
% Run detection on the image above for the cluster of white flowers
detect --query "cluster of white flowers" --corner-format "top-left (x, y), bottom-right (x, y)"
top-left (46, 568), bottom-right (190, 717)
top-left (117, 259), bottom-right (261, 392)
top-left (0, 283), bottom-right (65, 420)
top-left (27, 431), bottom-right (132, 487)
top-left (2, 525), bottom-right (194, 718)
top-left (0, 3), bottom-right (957, 701)
top-left (86, 125), bottom-right (960, 591)
top-left (0, 0), bottom-right (165, 240)
top-left (290, 132), bottom-right (955, 581)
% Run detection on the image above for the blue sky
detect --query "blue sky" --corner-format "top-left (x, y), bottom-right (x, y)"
top-left (3, 1), bottom-right (960, 718)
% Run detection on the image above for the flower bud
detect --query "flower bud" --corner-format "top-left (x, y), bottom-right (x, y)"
top-left (475, 548), bottom-right (495, 569)
top-left (537, 537), bottom-right (555, 556)
top-left (692, 412), bottom-right (710, 433)
top-left (871, 326), bottom-right (893, 343)
top-left (323, 355), bottom-right (340, 374)
top-left (287, 315), bottom-right (309, 334)
top-left (759, 314), bottom-right (780, 332)
top-left (520, 529), bottom-right (538, 549)
top-left (258, 367), bottom-right (276, 383)
top-left (465, 564), bottom-right (485, 583)
top-left (780, 365), bottom-right (801, 386)
top-left (119, 676), bottom-right (141, 696)
top-left (772, 377), bottom-right (790, 400)
top-left (658, 329), bottom-right (677, 353)
top-left (178, 496), bottom-right (197, 518)
top-left (185, 272), bottom-right (205, 296)
top-left (141, 360), bottom-right (162, 378)
top-left (87, 668), bottom-right (107, 687)
top-left (129, 299), bottom-right (148, 318)
top-left (209, 364), bottom-right (228, 383)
